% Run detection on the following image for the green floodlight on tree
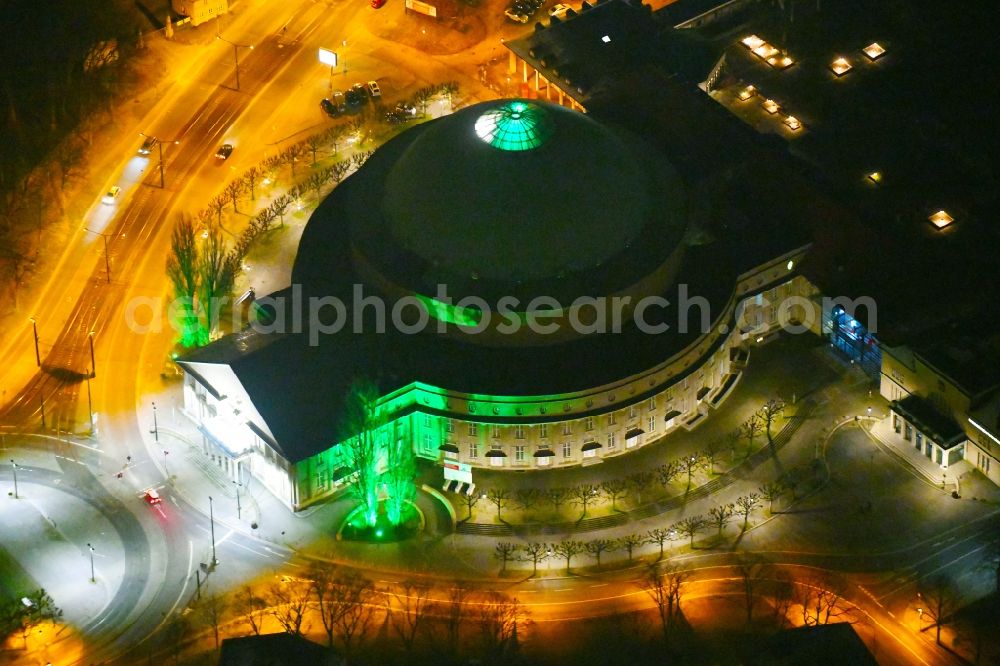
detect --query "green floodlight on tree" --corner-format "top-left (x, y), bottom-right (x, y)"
top-left (474, 100), bottom-right (553, 151)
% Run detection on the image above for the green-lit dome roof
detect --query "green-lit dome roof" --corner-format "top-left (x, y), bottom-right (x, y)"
top-left (473, 101), bottom-right (553, 151)
top-left (377, 99), bottom-right (685, 286)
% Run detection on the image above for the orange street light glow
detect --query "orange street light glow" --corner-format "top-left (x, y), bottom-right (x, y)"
top-left (762, 99), bottom-right (779, 114)
top-left (738, 85), bottom-right (756, 100)
top-left (784, 115), bottom-right (802, 130)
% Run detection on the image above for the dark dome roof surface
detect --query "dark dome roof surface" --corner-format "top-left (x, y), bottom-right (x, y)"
top-left (380, 99), bottom-right (674, 284)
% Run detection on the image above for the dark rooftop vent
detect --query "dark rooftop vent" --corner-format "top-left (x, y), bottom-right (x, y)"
top-left (550, 15), bottom-right (561, 24)
top-left (566, 8), bottom-right (577, 16)
top-left (581, 0), bottom-right (592, 9)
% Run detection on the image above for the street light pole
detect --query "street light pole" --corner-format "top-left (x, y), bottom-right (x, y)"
top-left (10, 460), bottom-right (17, 499)
top-left (86, 376), bottom-right (94, 433)
top-left (216, 36), bottom-right (253, 91)
top-left (82, 230), bottom-right (112, 283)
top-left (87, 543), bottom-right (95, 583)
top-left (209, 496), bottom-right (218, 567)
top-left (140, 133), bottom-right (179, 188)
top-left (233, 480), bottom-right (242, 520)
top-left (152, 402), bottom-right (158, 442)
top-left (89, 331), bottom-right (96, 378)
top-left (29, 317), bottom-right (40, 367)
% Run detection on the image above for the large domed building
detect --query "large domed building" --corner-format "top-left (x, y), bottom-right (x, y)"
top-left (179, 98), bottom-right (816, 510)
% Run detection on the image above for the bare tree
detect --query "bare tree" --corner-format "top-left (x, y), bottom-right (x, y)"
top-left (617, 533), bottom-right (644, 561)
top-left (601, 478), bottom-right (630, 512)
top-left (546, 487), bottom-right (572, 513)
top-left (796, 575), bottom-right (853, 626)
top-left (758, 481), bottom-right (784, 514)
top-left (331, 574), bottom-right (383, 658)
top-left (646, 527), bottom-right (676, 560)
top-left (726, 427), bottom-right (744, 459)
top-left (223, 179), bottom-right (244, 213)
top-left (680, 453), bottom-right (704, 490)
top-left (586, 538), bottom-right (616, 569)
top-left (233, 585), bottom-right (266, 636)
top-left (268, 580), bottom-right (311, 636)
top-left (919, 574), bottom-right (961, 646)
top-left (285, 143), bottom-right (304, 177)
top-left (520, 542), bottom-right (549, 575)
top-left (571, 484), bottom-right (601, 519)
top-left (655, 460), bottom-right (680, 489)
top-left (758, 399), bottom-right (786, 443)
top-left (735, 493), bottom-right (761, 529)
top-left (390, 579), bottom-right (433, 652)
top-left (196, 592), bottom-right (227, 651)
top-left (627, 470), bottom-right (656, 504)
top-left (709, 503), bottom-right (734, 535)
top-left (742, 415), bottom-right (764, 454)
top-left (486, 488), bottom-right (512, 521)
top-left (307, 560), bottom-right (341, 647)
top-left (514, 487), bottom-right (544, 512)
top-left (552, 540), bottom-right (585, 572)
top-left (443, 582), bottom-right (473, 650)
top-left (495, 542), bottom-right (517, 573)
top-left (243, 166), bottom-right (261, 200)
top-left (305, 133), bottom-right (324, 164)
top-left (477, 591), bottom-right (527, 658)
top-left (326, 123), bottom-right (350, 153)
top-left (735, 554), bottom-right (769, 625)
top-left (209, 195), bottom-right (227, 225)
top-left (641, 564), bottom-right (688, 646)
top-left (271, 193), bottom-right (292, 227)
top-left (349, 117), bottom-right (368, 146)
top-left (703, 440), bottom-right (724, 475)
top-left (675, 516), bottom-right (706, 548)
top-left (458, 492), bottom-right (480, 522)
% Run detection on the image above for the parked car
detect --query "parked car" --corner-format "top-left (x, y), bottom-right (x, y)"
top-left (320, 98), bottom-right (339, 117)
top-left (102, 185), bottom-right (121, 204)
top-left (332, 90), bottom-right (347, 112)
top-left (367, 80), bottom-right (381, 98)
top-left (504, 7), bottom-right (529, 22)
top-left (549, 3), bottom-right (571, 18)
top-left (345, 85), bottom-right (365, 108)
top-left (138, 136), bottom-right (157, 155)
top-left (215, 144), bottom-right (234, 160)
top-left (371, 0), bottom-right (386, 7)
top-left (352, 82), bottom-right (368, 97)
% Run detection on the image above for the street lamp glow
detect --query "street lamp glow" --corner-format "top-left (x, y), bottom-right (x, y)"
top-left (318, 47), bottom-right (338, 67)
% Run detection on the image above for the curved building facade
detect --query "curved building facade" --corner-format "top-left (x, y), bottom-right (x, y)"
top-left (179, 99), bottom-right (816, 510)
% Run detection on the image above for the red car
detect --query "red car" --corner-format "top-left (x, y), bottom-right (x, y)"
top-left (371, 0), bottom-right (386, 8)
top-left (143, 488), bottom-right (163, 505)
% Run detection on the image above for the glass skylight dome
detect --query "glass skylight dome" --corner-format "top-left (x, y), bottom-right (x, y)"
top-left (473, 101), bottom-right (553, 151)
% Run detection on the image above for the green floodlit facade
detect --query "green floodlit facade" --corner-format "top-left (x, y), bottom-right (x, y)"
top-left (473, 101), bottom-right (554, 151)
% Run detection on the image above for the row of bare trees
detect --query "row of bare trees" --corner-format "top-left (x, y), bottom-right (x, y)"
top-left (166, 564), bottom-right (527, 663)
top-left (491, 483), bottom-right (799, 574)
top-left (468, 456), bottom-right (709, 524)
